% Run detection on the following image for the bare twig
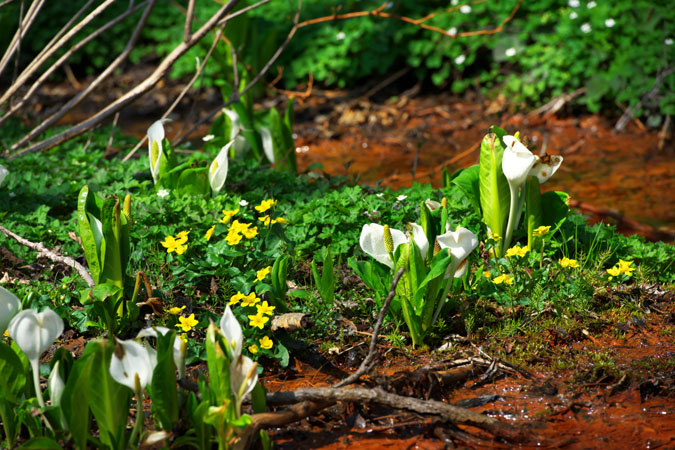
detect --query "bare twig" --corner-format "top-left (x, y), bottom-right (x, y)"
top-left (266, 387), bottom-right (519, 440)
top-left (0, 0), bottom-right (115, 106)
top-left (0, 0), bottom-right (18, 8)
top-left (334, 267), bottom-right (405, 388)
top-left (9, 0), bottom-right (156, 150)
top-left (122, 25), bottom-right (223, 162)
top-left (0, 0), bottom-right (43, 77)
top-left (184, 0), bottom-right (196, 42)
top-left (0, 225), bottom-right (95, 288)
top-left (11, 0), bottom-right (243, 158)
top-left (0, 0), bottom-right (150, 129)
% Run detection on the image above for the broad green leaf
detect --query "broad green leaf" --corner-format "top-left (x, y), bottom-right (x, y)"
top-left (175, 167), bottom-right (210, 196)
top-left (232, 101), bottom-right (262, 160)
top-left (267, 107), bottom-right (297, 173)
top-left (205, 322), bottom-right (231, 403)
top-left (251, 382), bottom-right (266, 414)
top-left (88, 339), bottom-right (130, 449)
top-left (416, 249), bottom-right (453, 327)
top-left (407, 239), bottom-right (426, 311)
top-left (270, 254), bottom-right (289, 312)
top-left (525, 176), bottom-right (543, 250)
top-left (17, 437), bottom-right (63, 449)
top-left (100, 196), bottom-right (124, 289)
top-left (0, 398), bottom-right (18, 448)
top-left (542, 190), bottom-right (570, 234)
top-left (185, 393), bottom-right (211, 450)
top-left (149, 331), bottom-right (179, 431)
top-left (478, 132), bottom-right (510, 255)
top-left (77, 186), bottom-right (101, 283)
top-left (61, 349), bottom-right (95, 450)
top-left (0, 341), bottom-right (27, 402)
top-left (451, 164), bottom-right (481, 216)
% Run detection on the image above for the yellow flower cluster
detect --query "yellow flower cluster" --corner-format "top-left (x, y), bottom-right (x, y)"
top-left (492, 274), bottom-right (514, 285)
top-left (505, 245), bottom-right (528, 258)
top-left (254, 199), bottom-right (277, 213)
top-left (167, 305), bottom-right (186, 315)
top-left (220, 208), bottom-right (239, 224)
top-left (607, 259), bottom-right (635, 279)
top-left (258, 215), bottom-right (288, 226)
top-left (532, 225), bottom-right (551, 237)
top-left (558, 257), bottom-right (579, 269)
top-left (225, 219), bottom-right (258, 245)
top-left (175, 313), bottom-right (198, 332)
top-left (255, 266), bottom-right (271, 282)
top-left (161, 230), bottom-right (190, 255)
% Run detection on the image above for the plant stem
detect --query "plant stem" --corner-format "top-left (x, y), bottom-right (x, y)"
top-left (503, 184), bottom-right (520, 252)
top-left (30, 359), bottom-right (45, 408)
top-left (540, 238), bottom-right (545, 269)
top-left (129, 385), bottom-right (145, 448)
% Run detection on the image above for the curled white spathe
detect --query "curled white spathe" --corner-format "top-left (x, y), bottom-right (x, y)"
top-left (0, 164), bottom-right (8, 187)
top-left (137, 326), bottom-right (185, 378)
top-left (436, 226), bottom-right (478, 278)
top-left (147, 119), bottom-right (168, 185)
top-left (502, 135), bottom-right (537, 188)
top-left (109, 338), bottom-right (157, 392)
top-left (209, 141), bottom-right (232, 194)
top-left (0, 285), bottom-right (21, 336)
top-left (8, 308), bottom-right (63, 362)
top-left (219, 305), bottom-right (243, 360)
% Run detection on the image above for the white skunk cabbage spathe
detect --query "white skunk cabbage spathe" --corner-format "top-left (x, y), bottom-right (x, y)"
top-left (222, 109), bottom-right (250, 157)
top-left (502, 135), bottom-right (537, 188)
top-left (530, 154), bottom-right (563, 183)
top-left (0, 285), bottom-right (21, 336)
top-left (0, 164), bottom-right (8, 187)
top-left (147, 120), bottom-right (168, 184)
top-left (219, 305), bottom-right (243, 360)
top-left (110, 338), bottom-right (157, 392)
top-left (209, 142), bottom-right (232, 194)
top-left (137, 326), bottom-right (186, 379)
top-left (436, 226), bottom-right (479, 278)
top-left (8, 308), bottom-right (64, 407)
top-left (359, 223), bottom-right (429, 268)
top-left (258, 126), bottom-right (275, 164)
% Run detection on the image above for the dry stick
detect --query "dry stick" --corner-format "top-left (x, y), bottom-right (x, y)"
top-left (334, 268), bottom-right (405, 388)
top-left (173, 0), bottom-right (300, 147)
top-left (0, 0), bottom-right (44, 77)
top-left (9, 0), bottom-right (155, 149)
top-left (121, 25), bottom-right (224, 162)
top-left (266, 387), bottom-right (518, 440)
top-left (0, 225), bottom-right (95, 288)
top-left (0, 1), bottom-right (150, 128)
top-left (11, 0), bottom-right (243, 158)
top-left (10, 0), bottom-right (24, 85)
top-left (0, 0), bottom-right (18, 8)
top-left (0, 0), bottom-right (116, 106)
top-left (184, 0), bottom-right (196, 42)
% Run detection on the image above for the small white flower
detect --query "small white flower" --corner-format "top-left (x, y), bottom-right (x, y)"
top-left (604, 18), bottom-right (615, 28)
top-left (336, 31), bottom-right (346, 41)
top-left (568, 0), bottom-right (579, 7)
top-left (570, 11), bottom-right (578, 19)
top-left (376, 193), bottom-right (385, 198)
top-left (447, 27), bottom-right (457, 36)
top-left (580, 23), bottom-right (592, 33)
top-left (396, 195), bottom-right (407, 201)
top-left (239, 199), bottom-right (249, 207)
top-left (666, 38), bottom-right (673, 46)
top-left (587, 1), bottom-right (596, 8)
top-left (157, 189), bottom-right (170, 198)
top-left (454, 54), bottom-right (466, 65)
top-left (460, 5), bottom-right (471, 13)
top-left (505, 47), bottom-right (517, 57)
top-left (202, 134), bottom-right (215, 142)
top-left (451, 0), bottom-right (458, 5)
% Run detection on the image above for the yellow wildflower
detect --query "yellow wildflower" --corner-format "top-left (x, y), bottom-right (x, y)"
top-left (558, 257), bottom-right (579, 269)
top-left (259, 215), bottom-right (271, 226)
top-left (272, 217), bottom-right (288, 224)
top-left (161, 235), bottom-right (188, 255)
top-left (167, 305), bottom-right (186, 315)
top-left (505, 245), bottom-right (528, 258)
top-left (242, 226), bottom-right (258, 239)
top-left (492, 274), bottom-right (514, 285)
top-left (254, 199), bottom-right (277, 213)
top-left (205, 225), bottom-right (215, 241)
top-left (175, 230), bottom-right (190, 241)
top-left (241, 292), bottom-right (260, 307)
top-left (483, 271), bottom-right (492, 279)
top-left (256, 300), bottom-right (275, 316)
top-left (229, 292), bottom-right (245, 306)
top-left (3, 329), bottom-right (8, 338)
top-left (617, 259), bottom-right (635, 276)
top-left (220, 208), bottom-right (239, 224)
top-left (180, 333), bottom-right (188, 343)
top-left (225, 230), bottom-right (243, 246)
top-left (176, 313), bottom-right (199, 332)
top-left (260, 336), bottom-right (273, 349)
top-left (248, 313), bottom-right (269, 329)
top-left (607, 266), bottom-right (621, 277)
top-left (255, 266), bottom-right (271, 282)
top-left (249, 345), bottom-right (259, 354)
top-left (532, 225), bottom-right (551, 237)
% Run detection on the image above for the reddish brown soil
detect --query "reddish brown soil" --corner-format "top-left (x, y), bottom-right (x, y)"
top-left (264, 297), bottom-right (675, 449)
top-left (293, 92), bottom-right (675, 240)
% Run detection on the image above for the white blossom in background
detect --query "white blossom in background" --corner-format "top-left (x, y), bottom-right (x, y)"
top-left (239, 199), bottom-right (249, 207)
top-left (202, 134), bottom-right (215, 142)
top-left (568, 0), bottom-right (579, 7)
top-left (460, 5), bottom-right (471, 13)
top-left (157, 189), bottom-right (169, 198)
top-left (604, 18), bottom-right (615, 28)
top-left (581, 23), bottom-right (592, 33)
top-left (451, 0), bottom-right (459, 5)
top-left (454, 54), bottom-right (466, 65)
top-left (505, 48), bottom-right (517, 57)
top-left (448, 27), bottom-right (458, 36)
top-left (587, 1), bottom-right (596, 8)
top-left (376, 193), bottom-right (385, 198)
top-left (666, 38), bottom-right (673, 46)
top-left (396, 195), bottom-right (407, 201)
top-left (570, 11), bottom-right (578, 19)
top-left (336, 31), bottom-right (346, 41)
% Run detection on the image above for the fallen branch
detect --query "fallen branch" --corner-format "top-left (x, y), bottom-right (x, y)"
top-left (0, 225), bottom-right (94, 288)
top-left (265, 386), bottom-right (520, 441)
